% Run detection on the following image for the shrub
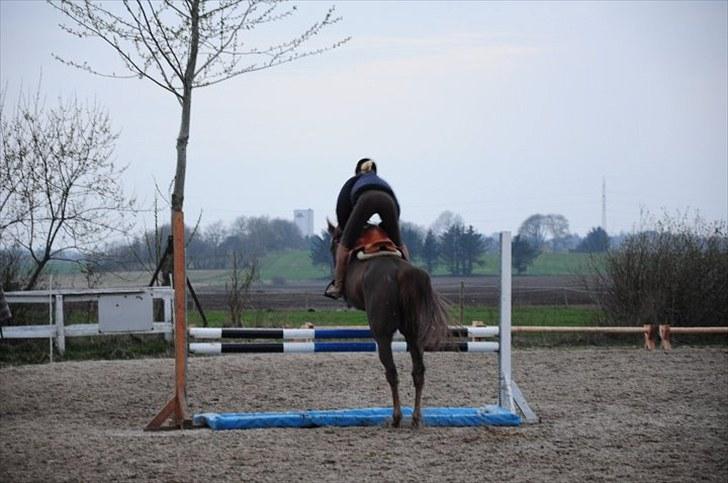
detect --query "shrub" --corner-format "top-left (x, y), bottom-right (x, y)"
top-left (588, 213), bottom-right (727, 326)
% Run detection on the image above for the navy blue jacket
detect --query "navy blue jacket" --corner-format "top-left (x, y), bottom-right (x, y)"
top-left (336, 172), bottom-right (400, 227)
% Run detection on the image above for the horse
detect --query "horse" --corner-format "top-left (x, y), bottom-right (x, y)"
top-left (327, 222), bottom-right (450, 428)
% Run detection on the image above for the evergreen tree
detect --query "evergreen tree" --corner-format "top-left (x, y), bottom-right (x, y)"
top-left (440, 224), bottom-right (464, 275)
top-left (512, 235), bottom-right (540, 274)
top-left (577, 227), bottom-right (609, 253)
top-left (422, 229), bottom-right (440, 273)
top-left (310, 230), bottom-right (333, 273)
top-left (400, 222), bottom-right (425, 261)
top-left (461, 225), bottom-right (487, 275)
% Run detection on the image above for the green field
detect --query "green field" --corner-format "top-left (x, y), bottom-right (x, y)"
top-left (253, 250), bottom-right (601, 282)
top-left (40, 249), bottom-right (601, 287)
top-left (260, 250), bottom-right (331, 280)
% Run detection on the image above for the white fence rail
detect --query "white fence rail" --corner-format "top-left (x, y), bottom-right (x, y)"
top-left (1, 287), bottom-right (174, 355)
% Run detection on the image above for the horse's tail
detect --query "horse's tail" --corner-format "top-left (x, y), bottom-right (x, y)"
top-left (399, 266), bottom-right (451, 350)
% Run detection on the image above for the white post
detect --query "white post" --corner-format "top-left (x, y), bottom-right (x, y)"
top-left (163, 293), bottom-right (173, 343)
top-left (55, 294), bottom-right (65, 356)
top-left (48, 276), bottom-right (54, 363)
top-left (498, 231), bottom-right (515, 412)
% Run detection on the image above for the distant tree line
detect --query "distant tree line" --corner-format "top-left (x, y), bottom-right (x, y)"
top-left (0, 178), bottom-right (639, 289)
top-left (309, 213), bottom-right (494, 277)
top-left (511, 215), bottom-right (612, 274)
top-left (309, 211), bottom-right (617, 277)
top-left (90, 210), bottom-right (619, 278)
top-left (102, 215), bottom-right (307, 272)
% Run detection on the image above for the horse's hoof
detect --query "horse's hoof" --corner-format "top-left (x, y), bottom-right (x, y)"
top-left (412, 418), bottom-right (422, 429)
top-left (384, 419), bottom-right (401, 428)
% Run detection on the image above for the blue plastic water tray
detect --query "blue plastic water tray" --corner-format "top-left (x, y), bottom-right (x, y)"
top-left (193, 405), bottom-right (520, 430)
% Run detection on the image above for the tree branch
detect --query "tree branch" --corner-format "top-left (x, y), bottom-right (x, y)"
top-left (50, 1), bottom-right (182, 98)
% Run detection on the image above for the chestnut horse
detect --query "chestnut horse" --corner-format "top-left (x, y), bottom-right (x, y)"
top-left (328, 223), bottom-right (450, 427)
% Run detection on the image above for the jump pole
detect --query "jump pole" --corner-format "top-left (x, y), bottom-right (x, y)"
top-left (146, 209), bottom-right (190, 430)
top-left (147, 228), bottom-right (536, 429)
top-left (189, 231), bottom-right (537, 427)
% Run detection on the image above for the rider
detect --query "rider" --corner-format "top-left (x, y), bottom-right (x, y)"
top-left (324, 158), bottom-right (405, 300)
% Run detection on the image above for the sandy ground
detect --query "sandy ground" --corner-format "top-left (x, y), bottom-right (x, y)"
top-left (1, 347), bottom-right (726, 482)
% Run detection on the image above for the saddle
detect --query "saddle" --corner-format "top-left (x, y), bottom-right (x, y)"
top-left (351, 226), bottom-right (402, 261)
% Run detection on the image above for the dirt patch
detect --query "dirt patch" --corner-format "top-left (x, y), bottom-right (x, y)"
top-left (1, 348), bottom-right (726, 482)
top-left (198, 275), bottom-right (594, 310)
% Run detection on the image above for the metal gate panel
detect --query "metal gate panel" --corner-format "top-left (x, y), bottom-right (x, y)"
top-left (98, 292), bottom-right (154, 333)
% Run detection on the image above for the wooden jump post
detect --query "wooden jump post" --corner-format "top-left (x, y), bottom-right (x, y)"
top-left (146, 210), bottom-right (190, 430)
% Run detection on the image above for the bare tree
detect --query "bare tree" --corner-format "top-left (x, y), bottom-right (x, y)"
top-left (50, 0), bottom-right (348, 429)
top-left (518, 214), bottom-right (548, 249)
top-left (518, 213), bottom-right (570, 251)
top-left (0, 90), bottom-right (28, 234)
top-left (430, 211), bottom-right (464, 236)
top-left (542, 214), bottom-right (569, 240)
top-left (51, 0), bottom-right (349, 213)
top-left (0, 85), bottom-right (134, 290)
top-left (226, 251), bottom-right (259, 327)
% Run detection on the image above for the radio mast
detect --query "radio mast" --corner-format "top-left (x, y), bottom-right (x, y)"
top-left (601, 177), bottom-right (607, 233)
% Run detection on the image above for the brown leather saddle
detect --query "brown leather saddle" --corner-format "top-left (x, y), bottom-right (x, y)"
top-left (351, 225), bottom-right (402, 260)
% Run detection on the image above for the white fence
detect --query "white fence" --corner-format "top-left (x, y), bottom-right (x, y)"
top-left (1, 287), bottom-right (174, 356)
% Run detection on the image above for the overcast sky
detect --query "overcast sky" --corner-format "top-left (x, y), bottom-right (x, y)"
top-left (1, 0), bottom-right (726, 237)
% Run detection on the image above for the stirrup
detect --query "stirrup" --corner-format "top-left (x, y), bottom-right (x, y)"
top-left (323, 281), bottom-right (343, 300)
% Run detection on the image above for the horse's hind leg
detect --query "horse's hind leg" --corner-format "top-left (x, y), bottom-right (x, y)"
top-left (375, 337), bottom-right (402, 427)
top-left (408, 340), bottom-right (426, 428)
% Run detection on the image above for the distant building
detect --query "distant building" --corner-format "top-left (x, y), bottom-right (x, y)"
top-left (293, 209), bottom-right (314, 237)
